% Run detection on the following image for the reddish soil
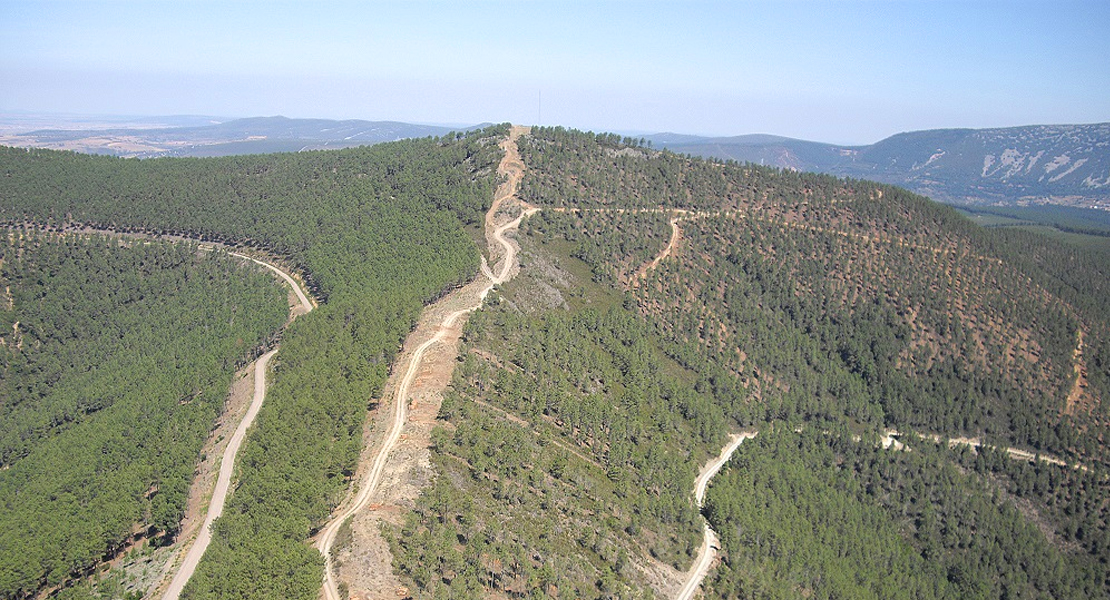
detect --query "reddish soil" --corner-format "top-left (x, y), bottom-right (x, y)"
top-left (320, 126), bottom-right (535, 600)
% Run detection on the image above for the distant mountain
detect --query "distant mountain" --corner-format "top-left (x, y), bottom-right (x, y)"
top-left (650, 123), bottom-right (1110, 208)
top-left (0, 116), bottom-right (487, 158)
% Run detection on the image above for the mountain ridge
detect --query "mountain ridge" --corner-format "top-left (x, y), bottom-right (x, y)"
top-left (4, 114), bottom-right (1106, 206)
top-left (649, 122), bottom-right (1110, 208)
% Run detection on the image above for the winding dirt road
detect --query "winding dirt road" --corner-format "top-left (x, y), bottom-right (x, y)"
top-left (671, 423), bottom-right (1088, 600)
top-left (157, 253), bottom-right (314, 600)
top-left (316, 126), bottom-right (534, 600)
top-left (161, 349), bottom-right (277, 600)
top-left (636, 210), bottom-right (684, 280)
top-left (676, 432), bottom-right (756, 600)
top-left (228, 251), bottom-right (315, 314)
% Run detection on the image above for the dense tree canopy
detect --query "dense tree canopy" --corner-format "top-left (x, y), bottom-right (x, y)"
top-left (705, 428), bottom-right (1102, 599)
top-left (0, 234), bottom-right (287, 598)
top-left (0, 127), bottom-right (505, 599)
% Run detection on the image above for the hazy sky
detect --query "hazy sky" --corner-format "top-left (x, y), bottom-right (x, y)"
top-left (2, 0), bottom-right (1107, 144)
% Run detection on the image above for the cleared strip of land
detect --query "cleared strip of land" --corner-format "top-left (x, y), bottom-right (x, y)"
top-left (316, 126), bottom-right (534, 600)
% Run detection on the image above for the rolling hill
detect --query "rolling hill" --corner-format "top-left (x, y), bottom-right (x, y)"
top-left (0, 128), bottom-right (503, 599)
top-left (0, 116), bottom-right (487, 158)
top-left (385, 127), bottom-right (1110, 599)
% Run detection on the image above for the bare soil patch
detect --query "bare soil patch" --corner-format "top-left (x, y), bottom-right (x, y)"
top-left (1065, 329), bottom-right (1094, 416)
top-left (636, 211), bottom-right (683, 280)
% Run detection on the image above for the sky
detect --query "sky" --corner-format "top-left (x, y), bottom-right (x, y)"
top-left (1, 0), bottom-right (1108, 144)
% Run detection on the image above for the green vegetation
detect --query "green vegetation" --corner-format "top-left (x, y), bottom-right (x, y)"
top-left (0, 128), bottom-right (504, 599)
top-left (959, 205), bottom-right (1110, 237)
top-left (959, 205), bottom-right (1110, 259)
top-left (0, 134), bottom-right (495, 300)
top-left (6, 124), bottom-right (1110, 599)
top-left (1008, 225), bottom-right (1110, 255)
top-left (391, 294), bottom-right (735, 598)
top-left (503, 127), bottom-right (1110, 596)
top-left (949, 441), bottom-right (1110, 586)
top-left (704, 428), bottom-right (1102, 599)
top-left (0, 234), bottom-right (287, 598)
top-left (520, 127), bottom-right (1110, 460)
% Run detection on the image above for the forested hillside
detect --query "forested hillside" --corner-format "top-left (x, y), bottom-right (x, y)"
top-left (520, 127), bottom-right (1110, 458)
top-left (390, 126), bottom-right (1110, 598)
top-left (704, 428), bottom-right (1104, 599)
top-left (391, 303), bottom-right (730, 597)
top-left (0, 128), bottom-right (503, 599)
top-left (5, 124), bottom-right (1110, 599)
top-left (0, 234), bottom-right (287, 598)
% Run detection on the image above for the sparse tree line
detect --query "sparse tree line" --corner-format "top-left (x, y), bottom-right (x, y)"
top-left (518, 126), bottom-right (1110, 460)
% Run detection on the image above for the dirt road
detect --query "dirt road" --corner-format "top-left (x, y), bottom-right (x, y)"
top-left (229, 251), bottom-right (315, 314)
top-left (636, 211), bottom-right (684, 280)
top-left (155, 254), bottom-right (314, 600)
top-left (886, 430), bottom-right (1086, 471)
top-left (676, 432), bottom-right (756, 600)
top-left (316, 126), bottom-right (534, 600)
top-left (161, 348), bottom-right (277, 600)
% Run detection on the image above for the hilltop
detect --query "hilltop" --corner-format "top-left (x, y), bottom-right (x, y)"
top-left (5, 114), bottom-right (1106, 209)
top-left (386, 127), bottom-right (1110, 599)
